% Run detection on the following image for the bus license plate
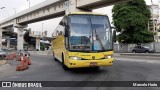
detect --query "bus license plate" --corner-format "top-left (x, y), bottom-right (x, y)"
top-left (90, 62), bottom-right (97, 67)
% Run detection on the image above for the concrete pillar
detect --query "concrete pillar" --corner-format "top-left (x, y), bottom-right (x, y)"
top-left (36, 38), bottom-right (40, 50)
top-left (0, 29), bottom-right (2, 48)
top-left (14, 22), bottom-right (27, 50)
top-left (16, 28), bottom-right (24, 50)
top-left (7, 37), bottom-right (10, 49)
top-left (65, 0), bottom-right (90, 14)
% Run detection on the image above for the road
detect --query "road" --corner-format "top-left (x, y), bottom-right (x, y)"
top-left (0, 54), bottom-right (160, 90)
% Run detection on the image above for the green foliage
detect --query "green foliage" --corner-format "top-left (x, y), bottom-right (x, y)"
top-left (112, 0), bottom-right (154, 43)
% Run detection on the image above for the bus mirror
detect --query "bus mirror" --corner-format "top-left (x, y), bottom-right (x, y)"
top-left (65, 30), bottom-right (68, 37)
top-left (65, 25), bottom-right (69, 37)
top-left (59, 31), bottom-right (62, 35)
top-left (113, 30), bottom-right (116, 43)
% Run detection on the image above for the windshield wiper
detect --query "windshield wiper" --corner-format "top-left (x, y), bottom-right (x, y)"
top-left (95, 29), bottom-right (105, 50)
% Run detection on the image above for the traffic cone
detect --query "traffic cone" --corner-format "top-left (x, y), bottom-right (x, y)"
top-left (10, 54), bottom-right (14, 60)
top-left (26, 54), bottom-right (31, 65)
top-left (16, 55), bottom-right (21, 61)
top-left (16, 65), bottom-right (21, 71)
top-left (24, 61), bottom-right (29, 69)
top-left (7, 53), bottom-right (14, 60)
top-left (16, 60), bottom-right (25, 71)
top-left (20, 60), bottom-right (25, 70)
top-left (6, 55), bottom-right (9, 60)
top-left (4, 55), bottom-right (6, 60)
top-left (16, 53), bottom-right (21, 61)
top-left (6, 54), bottom-right (10, 60)
top-left (12, 52), bottom-right (16, 58)
top-left (16, 54), bottom-right (29, 71)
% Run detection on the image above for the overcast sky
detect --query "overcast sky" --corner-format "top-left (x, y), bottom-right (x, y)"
top-left (0, 0), bottom-right (158, 37)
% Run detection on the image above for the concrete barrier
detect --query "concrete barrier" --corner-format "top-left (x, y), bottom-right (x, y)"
top-left (28, 50), bottom-right (52, 56)
top-left (120, 53), bottom-right (160, 57)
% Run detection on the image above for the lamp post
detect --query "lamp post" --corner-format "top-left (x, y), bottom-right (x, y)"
top-left (42, 23), bottom-right (45, 50)
top-left (13, 8), bottom-right (16, 14)
top-left (27, 0), bottom-right (30, 8)
top-left (0, 7), bottom-right (5, 9)
top-left (151, 7), bottom-right (156, 50)
top-left (0, 7), bottom-right (9, 17)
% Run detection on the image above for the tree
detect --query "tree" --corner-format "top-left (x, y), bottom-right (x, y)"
top-left (112, 0), bottom-right (154, 43)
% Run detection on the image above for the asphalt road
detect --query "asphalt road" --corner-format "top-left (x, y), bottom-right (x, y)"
top-left (0, 54), bottom-right (160, 90)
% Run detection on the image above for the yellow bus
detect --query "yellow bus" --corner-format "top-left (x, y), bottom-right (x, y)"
top-left (51, 12), bottom-right (114, 70)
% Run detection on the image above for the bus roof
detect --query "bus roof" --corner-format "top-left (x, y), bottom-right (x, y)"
top-left (67, 12), bottom-right (107, 16)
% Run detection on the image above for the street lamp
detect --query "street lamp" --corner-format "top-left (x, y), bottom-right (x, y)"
top-left (27, 0), bottom-right (30, 8)
top-left (42, 23), bottom-right (45, 50)
top-left (13, 8), bottom-right (16, 14)
top-left (150, 7), bottom-right (156, 50)
top-left (0, 7), bottom-right (5, 9)
top-left (0, 7), bottom-right (9, 17)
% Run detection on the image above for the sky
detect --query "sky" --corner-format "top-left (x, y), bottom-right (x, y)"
top-left (0, 0), bottom-right (158, 37)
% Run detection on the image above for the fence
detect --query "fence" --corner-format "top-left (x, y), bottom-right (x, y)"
top-left (114, 42), bottom-right (160, 53)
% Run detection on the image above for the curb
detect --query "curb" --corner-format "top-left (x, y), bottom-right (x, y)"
top-left (0, 60), bottom-right (7, 65)
top-left (119, 53), bottom-right (160, 57)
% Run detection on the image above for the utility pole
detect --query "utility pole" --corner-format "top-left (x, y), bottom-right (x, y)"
top-left (13, 8), bottom-right (16, 14)
top-left (150, 0), bottom-right (156, 49)
top-left (0, 7), bottom-right (9, 17)
top-left (42, 23), bottom-right (45, 50)
top-left (27, 0), bottom-right (30, 8)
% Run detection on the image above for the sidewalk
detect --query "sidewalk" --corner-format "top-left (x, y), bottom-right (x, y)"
top-left (114, 53), bottom-right (160, 57)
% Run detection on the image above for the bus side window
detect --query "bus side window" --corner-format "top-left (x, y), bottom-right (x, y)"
top-left (57, 18), bottom-right (65, 36)
top-left (64, 16), bottom-right (69, 49)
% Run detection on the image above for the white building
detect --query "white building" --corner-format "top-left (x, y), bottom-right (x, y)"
top-left (148, 4), bottom-right (159, 42)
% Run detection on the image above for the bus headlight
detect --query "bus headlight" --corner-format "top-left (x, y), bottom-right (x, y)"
top-left (104, 55), bottom-right (112, 59)
top-left (107, 56), bottom-right (112, 59)
top-left (70, 56), bottom-right (82, 60)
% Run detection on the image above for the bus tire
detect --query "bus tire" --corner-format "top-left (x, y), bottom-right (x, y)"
top-left (62, 54), bottom-right (69, 71)
top-left (53, 52), bottom-right (58, 61)
top-left (94, 67), bottom-right (100, 71)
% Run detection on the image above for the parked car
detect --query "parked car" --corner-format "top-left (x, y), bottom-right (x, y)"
top-left (0, 49), bottom-right (6, 60)
top-left (132, 46), bottom-right (155, 53)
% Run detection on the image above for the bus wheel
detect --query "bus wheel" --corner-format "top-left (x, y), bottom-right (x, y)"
top-left (53, 52), bottom-right (58, 61)
top-left (62, 54), bottom-right (69, 71)
top-left (93, 67), bottom-right (100, 71)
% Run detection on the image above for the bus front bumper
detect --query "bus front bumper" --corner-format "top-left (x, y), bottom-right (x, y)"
top-left (67, 58), bottom-right (114, 68)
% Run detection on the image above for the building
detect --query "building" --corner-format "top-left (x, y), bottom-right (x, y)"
top-left (157, 23), bottom-right (160, 42)
top-left (148, 4), bottom-right (159, 42)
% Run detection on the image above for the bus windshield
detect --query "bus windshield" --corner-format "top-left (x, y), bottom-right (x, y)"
top-left (69, 15), bottom-right (112, 51)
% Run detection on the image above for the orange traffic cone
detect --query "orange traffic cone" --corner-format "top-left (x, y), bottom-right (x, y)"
top-left (16, 65), bottom-right (21, 71)
top-left (6, 54), bottom-right (13, 60)
top-left (26, 54), bottom-right (31, 65)
top-left (16, 53), bottom-right (29, 71)
top-left (16, 60), bottom-right (25, 71)
top-left (24, 61), bottom-right (29, 69)
top-left (16, 53), bottom-right (21, 61)
top-left (12, 52), bottom-right (16, 58)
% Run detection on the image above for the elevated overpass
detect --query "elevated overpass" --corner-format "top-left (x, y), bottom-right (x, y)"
top-left (0, 0), bottom-right (131, 50)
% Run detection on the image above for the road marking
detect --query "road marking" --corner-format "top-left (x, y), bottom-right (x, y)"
top-left (115, 58), bottom-right (160, 64)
